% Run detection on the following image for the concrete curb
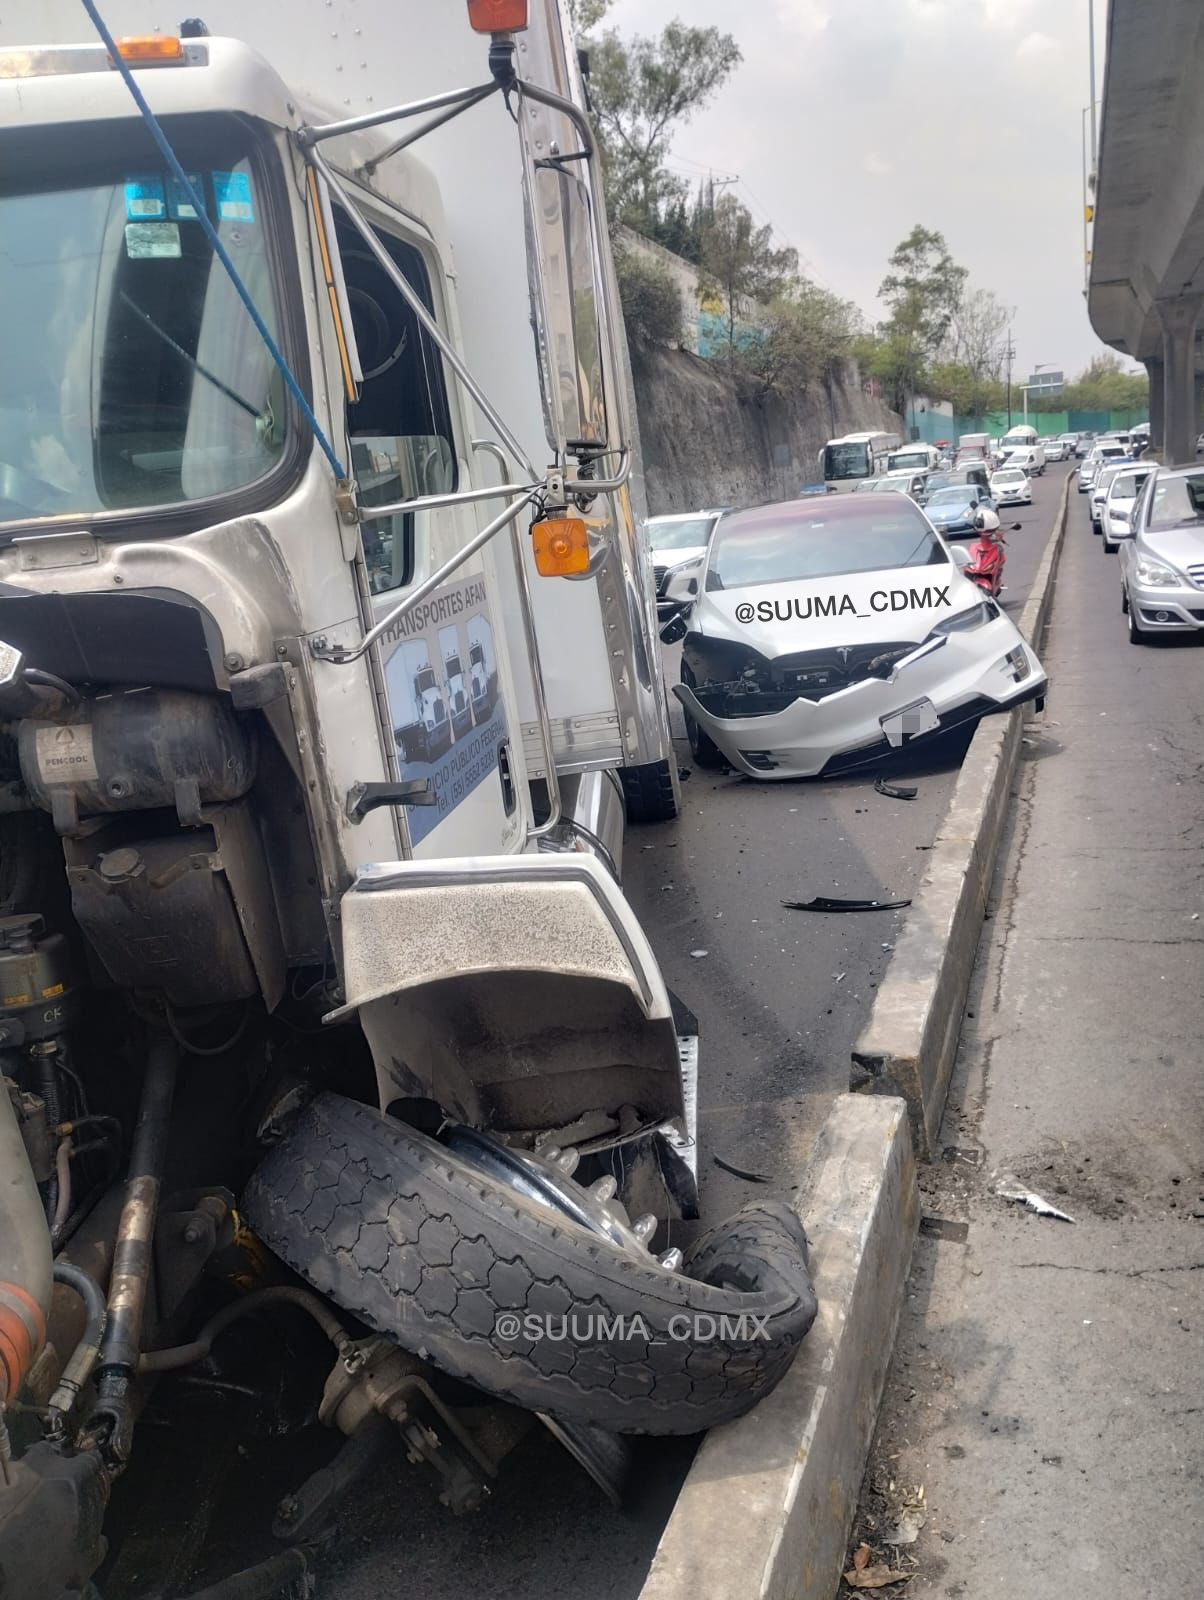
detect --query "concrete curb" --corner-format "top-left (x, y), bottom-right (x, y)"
top-left (638, 1095), bottom-right (918, 1600)
top-left (850, 471), bottom-right (1073, 1158)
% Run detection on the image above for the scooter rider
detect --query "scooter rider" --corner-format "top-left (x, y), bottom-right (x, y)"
top-left (965, 506), bottom-right (1007, 598)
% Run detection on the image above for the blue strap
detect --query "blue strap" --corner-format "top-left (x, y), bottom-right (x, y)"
top-left (79, 0), bottom-right (348, 482)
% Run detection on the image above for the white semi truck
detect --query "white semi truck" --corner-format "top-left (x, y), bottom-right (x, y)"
top-left (0, 3), bottom-right (815, 1594)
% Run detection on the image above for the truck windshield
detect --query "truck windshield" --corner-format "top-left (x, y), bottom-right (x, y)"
top-left (0, 119), bottom-right (289, 525)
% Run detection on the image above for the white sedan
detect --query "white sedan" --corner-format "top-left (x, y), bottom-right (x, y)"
top-left (990, 467), bottom-right (1032, 506)
top-left (663, 494), bottom-right (1046, 779)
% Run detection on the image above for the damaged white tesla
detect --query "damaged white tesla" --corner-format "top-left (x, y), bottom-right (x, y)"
top-left (663, 494), bottom-right (1046, 778)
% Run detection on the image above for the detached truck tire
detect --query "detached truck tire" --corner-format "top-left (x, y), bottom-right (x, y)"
top-left (243, 1094), bottom-right (817, 1435)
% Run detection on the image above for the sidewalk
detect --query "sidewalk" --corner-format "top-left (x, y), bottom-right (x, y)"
top-left (848, 491), bottom-right (1204, 1595)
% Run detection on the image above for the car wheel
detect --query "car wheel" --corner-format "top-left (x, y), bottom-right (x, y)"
top-left (1121, 583), bottom-right (1129, 614)
top-left (243, 1094), bottom-right (818, 1435)
top-left (1127, 604), bottom-right (1146, 644)
top-left (1102, 534), bottom-right (1117, 554)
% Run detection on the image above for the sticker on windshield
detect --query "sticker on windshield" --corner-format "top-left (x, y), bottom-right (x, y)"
top-left (124, 222), bottom-right (182, 260)
top-left (124, 176), bottom-right (166, 221)
top-left (166, 173), bottom-right (205, 221)
top-left (213, 171), bottom-right (255, 223)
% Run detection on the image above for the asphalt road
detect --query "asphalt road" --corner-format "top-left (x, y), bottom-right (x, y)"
top-left (154, 472), bottom-right (1071, 1600)
top-left (851, 470), bottom-right (1204, 1596)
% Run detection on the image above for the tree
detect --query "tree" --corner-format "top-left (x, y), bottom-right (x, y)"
top-left (587, 22), bottom-right (742, 233)
top-left (925, 361), bottom-right (1006, 420)
top-left (699, 193), bottom-right (798, 347)
top-left (566, 0), bottom-right (611, 33)
top-left (879, 226), bottom-right (968, 356)
top-left (1061, 353), bottom-right (1148, 413)
top-left (733, 283), bottom-right (861, 398)
top-left (614, 249), bottom-right (684, 349)
top-left (871, 226), bottom-right (968, 415)
top-left (943, 286), bottom-right (1011, 383)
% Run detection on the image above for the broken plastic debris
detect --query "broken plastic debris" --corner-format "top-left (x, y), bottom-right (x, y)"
top-left (875, 775), bottom-right (918, 801)
top-left (994, 1175), bottom-right (1075, 1223)
top-left (833, 972), bottom-right (847, 983)
top-left (689, 949), bottom-right (708, 959)
top-left (783, 895), bottom-right (912, 913)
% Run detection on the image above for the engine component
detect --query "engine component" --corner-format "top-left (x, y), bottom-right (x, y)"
top-left (0, 914), bottom-right (76, 1043)
top-left (0, 1442), bottom-right (108, 1600)
top-left (64, 802), bottom-right (285, 1009)
top-left (18, 688), bottom-right (255, 833)
top-left (91, 1035), bottom-right (178, 1466)
top-left (0, 1074), bottom-right (50, 1411)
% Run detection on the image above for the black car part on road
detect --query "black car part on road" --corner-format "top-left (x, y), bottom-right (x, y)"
top-left (243, 1094), bottom-right (817, 1435)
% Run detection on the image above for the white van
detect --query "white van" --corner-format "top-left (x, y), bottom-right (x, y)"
top-left (1007, 443), bottom-right (1047, 476)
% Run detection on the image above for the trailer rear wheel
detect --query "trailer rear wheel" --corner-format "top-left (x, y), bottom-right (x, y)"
top-left (243, 1094), bottom-right (816, 1435)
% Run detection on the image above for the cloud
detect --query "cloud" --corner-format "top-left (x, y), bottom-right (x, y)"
top-left (1016, 31), bottom-right (1058, 58)
top-left (775, 0), bottom-right (832, 36)
top-left (864, 152), bottom-right (893, 176)
top-left (982, 0), bottom-right (1036, 31)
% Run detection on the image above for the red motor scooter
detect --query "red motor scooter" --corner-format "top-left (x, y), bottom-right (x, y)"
top-left (963, 509), bottom-right (1020, 599)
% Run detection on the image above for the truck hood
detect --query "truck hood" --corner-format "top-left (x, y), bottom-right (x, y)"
top-left (693, 561), bottom-right (981, 656)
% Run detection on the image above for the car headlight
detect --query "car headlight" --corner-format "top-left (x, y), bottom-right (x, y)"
top-left (1134, 555), bottom-right (1180, 587)
top-left (930, 600), bottom-right (999, 637)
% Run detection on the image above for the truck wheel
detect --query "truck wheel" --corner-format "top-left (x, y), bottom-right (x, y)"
top-left (620, 759), bottom-right (679, 823)
top-left (243, 1094), bottom-right (817, 1436)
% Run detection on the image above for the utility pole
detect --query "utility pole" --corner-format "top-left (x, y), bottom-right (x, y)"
top-left (1004, 333), bottom-right (1015, 428)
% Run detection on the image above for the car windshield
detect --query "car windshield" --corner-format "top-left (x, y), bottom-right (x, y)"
top-left (928, 488), bottom-right (973, 506)
top-left (647, 516), bottom-right (715, 552)
top-left (873, 477), bottom-right (913, 492)
top-left (0, 117), bottom-right (290, 524)
top-left (994, 470), bottom-right (1025, 483)
top-left (707, 502), bottom-right (943, 590)
top-left (1146, 473), bottom-right (1204, 531)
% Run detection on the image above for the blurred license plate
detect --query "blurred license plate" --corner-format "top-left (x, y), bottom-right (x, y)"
top-left (881, 698), bottom-right (940, 747)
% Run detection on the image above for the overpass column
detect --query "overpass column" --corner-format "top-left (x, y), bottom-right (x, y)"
top-left (1145, 356), bottom-right (1165, 450)
top-left (1156, 296), bottom-right (1203, 465)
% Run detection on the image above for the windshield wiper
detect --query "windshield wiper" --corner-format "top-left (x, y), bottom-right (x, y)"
top-left (118, 291), bottom-right (264, 425)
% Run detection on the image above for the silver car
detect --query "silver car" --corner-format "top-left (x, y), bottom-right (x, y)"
top-left (663, 495), bottom-right (1046, 779)
top-left (646, 509), bottom-right (728, 615)
top-left (1118, 464), bottom-right (1204, 643)
top-left (1101, 466), bottom-right (1153, 554)
top-left (1091, 461), bottom-right (1137, 530)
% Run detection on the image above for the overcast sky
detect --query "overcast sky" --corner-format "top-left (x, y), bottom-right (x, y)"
top-left (606, 0), bottom-right (1114, 384)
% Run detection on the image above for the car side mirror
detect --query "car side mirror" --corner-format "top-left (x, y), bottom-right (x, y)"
top-left (659, 610), bottom-right (689, 644)
top-left (950, 545), bottom-right (972, 569)
top-left (663, 560), bottom-right (702, 605)
top-left (1011, 522), bottom-right (1023, 531)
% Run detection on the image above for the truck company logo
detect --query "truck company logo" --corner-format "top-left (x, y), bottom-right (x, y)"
top-left (734, 586), bottom-right (952, 625)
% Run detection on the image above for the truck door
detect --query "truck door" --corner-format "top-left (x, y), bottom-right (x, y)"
top-left (325, 193), bottom-right (529, 861)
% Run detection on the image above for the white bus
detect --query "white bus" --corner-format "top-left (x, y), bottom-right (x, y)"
top-left (821, 430), bottom-right (900, 483)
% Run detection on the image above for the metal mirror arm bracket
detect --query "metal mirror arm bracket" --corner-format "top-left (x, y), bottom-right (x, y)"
top-left (473, 440), bottom-right (562, 841)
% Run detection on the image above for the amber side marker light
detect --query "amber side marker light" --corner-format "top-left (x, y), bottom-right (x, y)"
top-left (112, 34), bottom-right (186, 64)
top-left (533, 516), bottom-right (590, 577)
top-left (467, 0), bottom-right (529, 33)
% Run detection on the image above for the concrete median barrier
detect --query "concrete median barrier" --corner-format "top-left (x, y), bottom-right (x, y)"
top-left (639, 1094), bottom-right (918, 1600)
top-left (850, 472), bottom-right (1072, 1157)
